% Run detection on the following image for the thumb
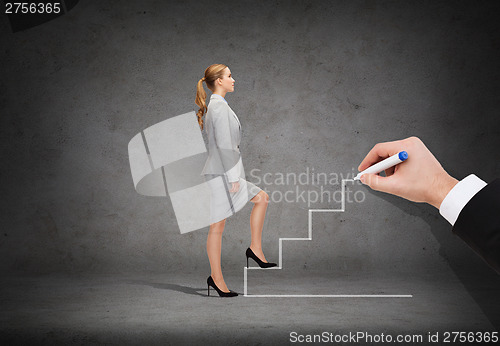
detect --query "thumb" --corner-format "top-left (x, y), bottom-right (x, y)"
top-left (360, 173), bottom-right (395, 195)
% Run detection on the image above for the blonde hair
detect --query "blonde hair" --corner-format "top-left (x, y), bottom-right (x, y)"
top-left (195, 64), bottom-right (228, 130)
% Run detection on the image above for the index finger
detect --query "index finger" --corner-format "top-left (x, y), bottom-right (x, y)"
top-left (357, 139), bottom-right (405, 171)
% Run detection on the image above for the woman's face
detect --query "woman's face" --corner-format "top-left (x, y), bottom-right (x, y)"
top-left (218, 67), bottom-right (235, 93)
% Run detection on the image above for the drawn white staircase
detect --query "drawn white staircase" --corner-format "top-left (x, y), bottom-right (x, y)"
top-left (243, 179), bottom-right (413, 298)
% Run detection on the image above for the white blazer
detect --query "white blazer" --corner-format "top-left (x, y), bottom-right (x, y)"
top-left (201, 94), bottom-right (243, 182)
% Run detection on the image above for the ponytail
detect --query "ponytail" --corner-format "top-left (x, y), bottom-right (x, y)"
top-left (195, 77), bottom-right (207, 130)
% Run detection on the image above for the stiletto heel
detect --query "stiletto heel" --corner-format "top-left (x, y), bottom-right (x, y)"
top-left (206, 276), bottom-right (238, 297)
top-left (245, 248), bottom-right (277, 268)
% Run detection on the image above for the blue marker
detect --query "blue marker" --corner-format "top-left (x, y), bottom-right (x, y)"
top-left (354, 151), bottom-right (408, 181)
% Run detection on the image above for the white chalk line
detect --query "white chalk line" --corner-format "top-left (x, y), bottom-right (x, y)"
top-left (244, 179), bottom-right (413, 298)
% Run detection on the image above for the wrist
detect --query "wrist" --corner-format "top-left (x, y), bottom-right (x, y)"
top-left (429, 172), bottom-right (458, 209)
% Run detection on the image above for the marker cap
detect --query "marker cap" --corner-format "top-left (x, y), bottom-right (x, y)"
top-left (398, 151), bottom-right (408, 161)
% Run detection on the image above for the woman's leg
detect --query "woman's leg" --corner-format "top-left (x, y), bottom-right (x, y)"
top-left (207, 218), bottom-right (230, 292)
top-left (249, 190), bottom-right (270, 262)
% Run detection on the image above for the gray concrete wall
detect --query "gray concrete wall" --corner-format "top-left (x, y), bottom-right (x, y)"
top-left (1, 0), bottom-right (499, 287)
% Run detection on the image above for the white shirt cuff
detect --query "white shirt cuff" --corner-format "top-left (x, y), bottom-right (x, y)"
top-left (439, 174), bottom-right (487, 226)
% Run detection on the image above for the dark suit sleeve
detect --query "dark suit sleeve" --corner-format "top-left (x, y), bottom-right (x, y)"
top-left (452, 178), bottom-right (500, 274)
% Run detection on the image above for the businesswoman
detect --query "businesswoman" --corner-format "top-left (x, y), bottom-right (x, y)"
top-left (196, 64), bottom-right (276, 297)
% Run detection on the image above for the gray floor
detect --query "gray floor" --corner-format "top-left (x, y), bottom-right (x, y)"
top-left (1, 267), bottom-right (497, 345)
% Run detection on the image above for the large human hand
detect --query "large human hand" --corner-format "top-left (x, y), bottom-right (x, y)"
top-left (357, 137), bottom-right (458, 209)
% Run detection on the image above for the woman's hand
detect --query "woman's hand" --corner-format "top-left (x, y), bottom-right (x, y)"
top-left (229, 181), bottom-right (240, 193)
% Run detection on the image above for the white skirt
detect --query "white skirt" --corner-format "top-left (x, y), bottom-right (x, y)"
top-left (205, 158), bottom-right (262, 224)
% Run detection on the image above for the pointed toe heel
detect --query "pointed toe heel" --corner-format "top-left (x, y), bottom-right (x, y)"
top-left (207, 276), bottom-right (238, 297)
top-left (245, 248), bottom-right (277, 268)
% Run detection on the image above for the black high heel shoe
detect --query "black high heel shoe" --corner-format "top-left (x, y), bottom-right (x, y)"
top-left (246, 248), bottom-right (277, 268)
top-left (207, 276), bottom-right (238, 297)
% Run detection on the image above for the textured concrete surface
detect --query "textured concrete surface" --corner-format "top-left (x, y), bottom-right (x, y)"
top-left (1, 0), bottom-right (499, 343)
top-left (0, 271), bottom-right (495, 345)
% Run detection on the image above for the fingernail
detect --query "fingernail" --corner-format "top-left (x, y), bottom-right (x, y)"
top-left (360, 175), bottom-right (366, 184)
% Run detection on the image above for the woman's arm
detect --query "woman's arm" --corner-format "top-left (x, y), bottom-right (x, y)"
top-left (211, 103), bottom-right (240, 183)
